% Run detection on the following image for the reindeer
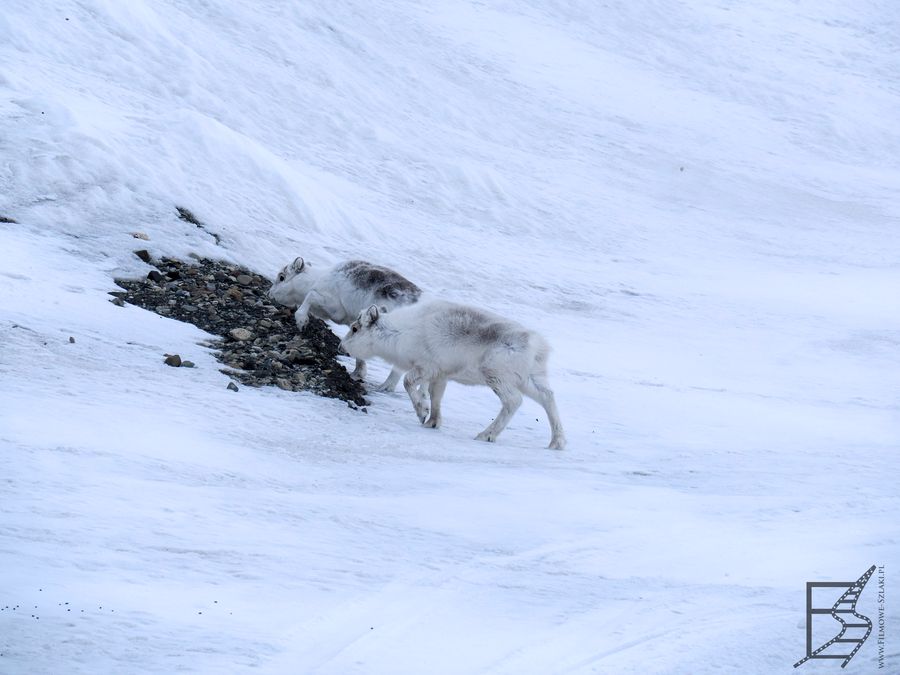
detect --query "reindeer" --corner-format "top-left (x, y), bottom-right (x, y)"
top-left (341, 301), bottom-right (566, 449)
top-left (268, 257), bottom-right (422, 391)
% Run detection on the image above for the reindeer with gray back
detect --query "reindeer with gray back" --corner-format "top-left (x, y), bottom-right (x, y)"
top-left (268, 257), bottom-right (422, 391)
top-left (341, 300), bottom-right (566, 449)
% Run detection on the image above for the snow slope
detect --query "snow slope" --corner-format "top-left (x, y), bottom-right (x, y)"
top-left (1, 1), bottom-right (898, 673)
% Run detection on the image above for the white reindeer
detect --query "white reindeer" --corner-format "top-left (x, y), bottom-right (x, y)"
top-left (340, 301), bottom-right (566, 449)
top-left (268, 257), bottom-right (422, 391)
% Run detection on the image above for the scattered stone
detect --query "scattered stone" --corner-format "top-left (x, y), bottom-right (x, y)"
top-left (131, 232), bottom-right (150, 240)
top-left (176, 206), bottom-right (222, 245)
top-left (176, 206), bottom-right (202, 226)
top-left (0, 215), bottom-right (18, 224)
top-left (135, 250), bottom-right (152, 263)
top-left (182, 361), bottom-right (195, 368)
top-left (68, 336), bottom-right (75, 343)
top-left (113, 254), bottom-right (367, 405)
top-left (164, 354), bottom-right (182, 367)
top-left (111, 297), bottom-right (125, 307)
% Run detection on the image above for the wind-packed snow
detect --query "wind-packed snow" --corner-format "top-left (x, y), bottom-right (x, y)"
top-left (1, 1), bottom-right (898, 673)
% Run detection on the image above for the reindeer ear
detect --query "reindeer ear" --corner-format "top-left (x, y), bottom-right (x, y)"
top-left (365, 304), bottom-right (380, 324)
top-left (291, 257), bottom-right (305, 273)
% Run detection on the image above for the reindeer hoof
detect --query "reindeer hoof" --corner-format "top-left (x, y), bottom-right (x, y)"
top-left (423, 416), bottom-right (441, 429)
top-left (475, 431), bottom-right (495, 443)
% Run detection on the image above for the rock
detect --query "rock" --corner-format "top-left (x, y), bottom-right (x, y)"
top-left (225, 286), bottom-right (243, 302)
top-left (132, 232), bottom-right (150, 240)
top-left (68, 336), bottom-right (75, 343)
top-left (229, 328), bottom-right (252, 341)
top-left (147, 270), bottom-right (164, 283)
top-left (111, 297), bottom-right (125, 307)
top-left (226, 382), bottom-right (239, 392)
top-left (182, 361), bottom-right (195, 368)
top-left (135, 250), bottom-right (152, 263)
top-left (164, 354), bottom-right (182, 367)
top-left (236, 274), bottom-right (252, 285)
top-left (275, 378), bottom-right (293, 390)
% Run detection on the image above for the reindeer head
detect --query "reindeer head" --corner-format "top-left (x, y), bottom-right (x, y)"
top-left (267, 256), bottom-right (313, 306)
top-left (340, 305), bottom-right (382, 359)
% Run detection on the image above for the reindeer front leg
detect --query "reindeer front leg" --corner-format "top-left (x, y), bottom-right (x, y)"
top-left (403, 367), bottom-right (430, 424)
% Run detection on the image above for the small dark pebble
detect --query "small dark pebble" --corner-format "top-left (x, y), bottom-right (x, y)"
top-left (135, 249), bottom-right (152, 263)
top-left (68, 336), bottom-right (75, 343)
top-left (147, 270), bottom-right (164, 283)
top-left (164, 354), bottom-right (182, 367)
top-left (182, 360), bottom-right (195, 368)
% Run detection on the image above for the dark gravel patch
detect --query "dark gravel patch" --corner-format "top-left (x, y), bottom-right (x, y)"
top-left (112, 253), bottom-right (368, 407)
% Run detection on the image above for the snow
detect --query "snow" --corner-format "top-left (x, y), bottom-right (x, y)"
top-left (1, 1), bottom-right (898, 673)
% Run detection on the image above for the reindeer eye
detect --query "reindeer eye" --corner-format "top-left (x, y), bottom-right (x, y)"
top-left (278, 273), bottom-right (285, 282)
top-left (352, 325), bottom-right (358, 333)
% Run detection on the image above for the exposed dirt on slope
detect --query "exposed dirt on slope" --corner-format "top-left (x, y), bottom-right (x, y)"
top-left (112, 252), bottom-right (368, 407)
